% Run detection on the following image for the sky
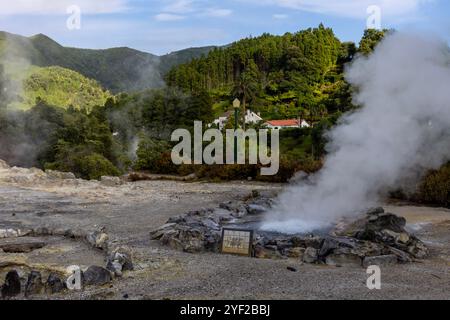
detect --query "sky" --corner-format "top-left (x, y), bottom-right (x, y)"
top-left (0, 0), bottom-right (449, 55)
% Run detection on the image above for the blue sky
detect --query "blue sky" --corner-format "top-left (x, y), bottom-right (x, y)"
top-left (0, 0), bottom-right (449, 55)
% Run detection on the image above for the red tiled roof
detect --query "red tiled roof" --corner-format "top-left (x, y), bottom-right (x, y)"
top-left (266, 119), bottom-right (299, 126)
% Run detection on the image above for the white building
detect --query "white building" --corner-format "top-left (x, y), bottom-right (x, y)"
top-left (264, 119), bottom-right (310, 130)
top-left (210, 110), bottom-right (263, 130)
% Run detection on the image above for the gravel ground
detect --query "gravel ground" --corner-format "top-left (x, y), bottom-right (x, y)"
top-left (0, 172), bottom-right (449, 300)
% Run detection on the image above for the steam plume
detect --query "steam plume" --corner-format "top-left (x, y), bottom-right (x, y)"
top-left (262, 32), bottom-right (450, 234)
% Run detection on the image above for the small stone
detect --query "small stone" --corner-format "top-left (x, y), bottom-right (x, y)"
top-left (86, 230), bottom-right (109, 250)
top-left (303, 247), bottom-right (318, 264)
top-left (25, 271), bottom-right (44, 297)
top-left (1, 270), bottom-right (21, 299)
top-left (82, 266), bottom-right (112, 286)
top-left (362, 255), bottom-right (398, 267)
top-left (287, 266), bottom-right (297, 272)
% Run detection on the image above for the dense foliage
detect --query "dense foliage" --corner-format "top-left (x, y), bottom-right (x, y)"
top-left (166, 25), bottom-right (355, 121)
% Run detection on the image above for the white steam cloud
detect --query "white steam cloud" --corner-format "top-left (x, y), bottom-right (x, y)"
top-left (262, 32), bottom-right (450, 234)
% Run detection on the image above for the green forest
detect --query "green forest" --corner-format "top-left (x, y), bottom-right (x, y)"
top-left (0, 27), bottom-right (448, 207)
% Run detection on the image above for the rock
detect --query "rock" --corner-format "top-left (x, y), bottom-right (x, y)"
top-left (386, 246), bottom-right (413, 263)
top-left (0, 228), bottom-right (31, 239)
top-left (25, 271), bottom-right (44, 297)
top-left (46, 170), bottom-right (76, 180)
top-left (407, 237), bottom-right (428, 259)
top-left (291, 236), bottom-right (323, 249)
top-left (363, 255), bottom-right (398, 267)
top-left (247, 204), bottom-right (267, 215)
top-left (82, 266), bottom-right (112, 286)
top-left (86, 229), bottom-right (109, 250)
top-left (318, 237), bottom-right (357, 258)
top-left (303, 247), bottom-right (318, 264)
top-left (150, 223), bottom-right (177, 240)
top-left (46, 273), bottom-right (65, 294)
top-left (1, 270), bottom-right (21, 299)
top-left (287, 266), bottom-right (297, 272)
top-left (106, 247), bottom-right (133, 277)
top-left (100, 176), bottom-right (122, 187)
top-left (325, 250), bottom-right (362, 267)
top-left (0, 241), bottom-right (46, 253)
top-left (253, 245), bottom-right (283, 259)
top-left (283, 247), bottom-right (305, 259)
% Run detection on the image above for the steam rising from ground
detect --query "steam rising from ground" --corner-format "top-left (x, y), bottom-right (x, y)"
top-left (262, 33), bottom-right (450, 234)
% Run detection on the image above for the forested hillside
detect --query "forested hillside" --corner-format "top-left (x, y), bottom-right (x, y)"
top-left (0, 31), bottom-right (215, 93)
top-left (10, 66), bottom-right (110, 111)
top-left (166, 24), bottom-right (356, 121)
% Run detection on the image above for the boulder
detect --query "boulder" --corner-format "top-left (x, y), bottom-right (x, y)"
top-left (100, 176), bottom-right (122, 187)
top-left (253, 245), bottom-right (283, 259)
top-left (291, 236), bottom-right (323, 249)
top-left (82, 266), bottom-right (112, 286)
top-left (1, 270), bottom-right (21, 299)
top-left (325, 250), bottom-right (362, 267)
top-left (25, 271), bottom-right (44, 297)
top-left (303, 247), bottom-right (319, 264)
top-left (283, 247), bottom-right (305, 259)
top-left (46, 273), bottom-right (65, 294)
top-left (362, 255), bottom-right (398, 268)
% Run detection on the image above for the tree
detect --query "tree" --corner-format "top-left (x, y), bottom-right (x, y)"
top-left (232, 59), bottom-right (259, 129)
top-left (359, 29), bottom-right (389, 55)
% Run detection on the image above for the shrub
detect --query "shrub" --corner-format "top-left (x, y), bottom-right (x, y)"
top-left (415, 163), bottom-right (450, 207)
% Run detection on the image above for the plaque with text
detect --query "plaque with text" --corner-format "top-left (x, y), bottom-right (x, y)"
top-left (221, 228), bottom-right (253, 256)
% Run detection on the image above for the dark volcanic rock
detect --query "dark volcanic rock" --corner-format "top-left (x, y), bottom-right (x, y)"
top-left (25, 271), bottom-right (43, 297)
top-left (46, 273), bottom-right (65, 294)
top-left (83, 266), bottom-right (112, 286)
top-left (1, 270), bottom-right (21, 299)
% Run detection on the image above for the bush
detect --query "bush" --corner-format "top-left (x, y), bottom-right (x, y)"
top-left (415, 163), bottom-right (450, 207)
top-left (46, 148), bottom-right (120, 180)
top-left (134, 136), bottom-right (177, 174)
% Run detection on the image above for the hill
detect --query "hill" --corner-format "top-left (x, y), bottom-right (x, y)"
top-left (0, 31), bottom-right (216, 93)
top-left (166, 25), bottom-right (356, 121)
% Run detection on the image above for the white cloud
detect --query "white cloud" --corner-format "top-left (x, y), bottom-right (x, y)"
top-left (0, 0), bottom-right (128, 15)
top-left (155, 13), bottom-right (185, 21)
top-left (203, 8), bottom-right (233, 17)
top-left (163, 0), bottom-right (195, 14)
top-left (273, 14), bottom-right (288, 19)
top-left (250, 0), bottom-right (432, 18)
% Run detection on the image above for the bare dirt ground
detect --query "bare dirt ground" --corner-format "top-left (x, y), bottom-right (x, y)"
top-left (0, 168), bottom-right (449, 300)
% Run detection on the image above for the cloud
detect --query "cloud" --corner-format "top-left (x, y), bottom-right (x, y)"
top-left (163, 0), bottom-right (195, 14)
top-left (159, 0), bottom-right (232, 19)
top-left (0, 0), bottom-right (128, 15)
top-left (249, 0), bottom-right (432, 19)
top-left (273, 13), bottom-right (288, 19)
top-left (203, 8), bottom-right (233, 17)
top-left (155, 13), bottom-right (185, 21)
